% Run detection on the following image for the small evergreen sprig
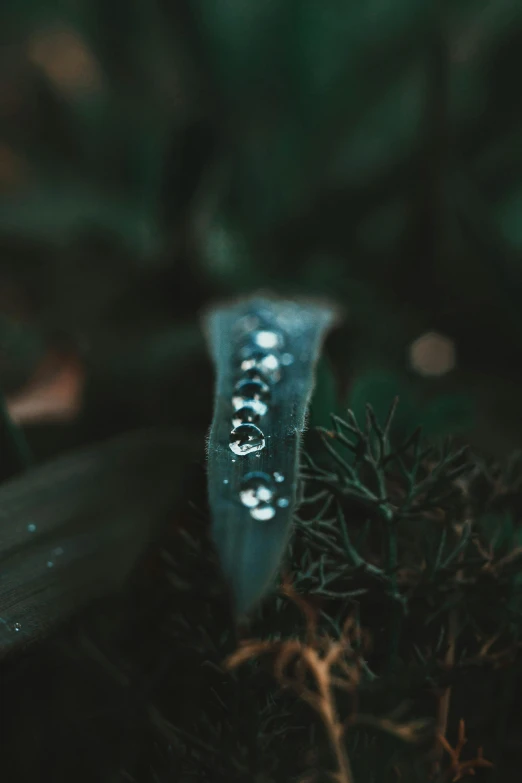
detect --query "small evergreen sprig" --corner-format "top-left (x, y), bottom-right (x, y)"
top-left (295, 401), bottom-right (522, 672)
top-left (218, 401), bottom-right (522, 781)
top-left (294, 400), bottom-right (470, 659)
top-left (141, 401), bottom-right (522, 783)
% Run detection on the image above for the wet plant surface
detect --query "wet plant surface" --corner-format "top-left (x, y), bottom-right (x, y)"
top-left (204, 296), bottom-right (337, 614)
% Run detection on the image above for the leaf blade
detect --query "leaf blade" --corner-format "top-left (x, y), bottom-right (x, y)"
top-left (0, 428), bottom-right (184, 656)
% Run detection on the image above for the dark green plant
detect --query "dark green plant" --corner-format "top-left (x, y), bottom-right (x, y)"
top-left (77, 399), bottom-right (518, 783)
top-left (204, 295), bottom-right (337, 614)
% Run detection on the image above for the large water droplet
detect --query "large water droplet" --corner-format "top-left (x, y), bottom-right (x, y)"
top-left (250, 503), bottom-right (276, 521)
top-left (251, 330), bottom-right (284, 351)
top-left (239, 472), bottom-right (275, 508)
top-left (229, 424), bottom-right (265, 456)
top-left (232, 379), bottom-right (270, 417)
top-left (240, 350), bottom-right (281, 382)
top-left (273, 471), bottom-right (285, 483)
top-left (232, 403), bottom-right (261, 428)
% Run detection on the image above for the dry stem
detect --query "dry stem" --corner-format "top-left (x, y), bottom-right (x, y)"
top-left (437, 719), bottom-right (493, 781)
top-left (225, 579), bottom-right (426, 783)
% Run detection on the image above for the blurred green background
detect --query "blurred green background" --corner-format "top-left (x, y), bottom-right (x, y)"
top-left (2, 0), bottom-right (522, 460)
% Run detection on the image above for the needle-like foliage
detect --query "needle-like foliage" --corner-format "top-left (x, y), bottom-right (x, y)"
top-left (66, 400), bottom-right (518, 783)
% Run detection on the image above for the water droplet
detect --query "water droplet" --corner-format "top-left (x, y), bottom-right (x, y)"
top-left (250, 503), bottom-right (276, 521)
top-left (232, 379), bottom-right (270, 417)
top-left (232, 403), bottom-right (261, 428)
top-left (273, 472), bottom-right (285, 483)
top-left (229, 424), bottom-right (265, 456)
top-left (53, 547), bottom-right (64, 556)
top-left (251, 330), bottom-right (284, 351)
top-left (239, 472), bottom-right (275, 508)
top-left (47, 561), bottom-right (54, 568)
top-left (232, 459), bottom-right (236, 463)
top-left (27, 523), bottom-right (36, 533)
top-left (223, 479), bottom-right (229, 484)
top-left (13, 622), bottom-right (21, 632)
top-left (234, 315), bottom-right (260, 335)
top-left (277, 497), bottom-right (290, 508)
top-left (240, 350), bottom-right (281, 382)
top-left (281, 352), bottom-right (294, 366)
top-left (241, 366), bottom-right (270, 384)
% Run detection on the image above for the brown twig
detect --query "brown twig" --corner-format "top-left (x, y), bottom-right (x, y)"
top-left (433, 520), bottom-right (466, 777)
top-left (433, 604), bottom-right (458, 775)
top-left (437, 719), bottom-right (493, 781)
top-left (227, 582), bottom-right (356, 783)
top-left (226, 580), bottom-right (427, 783)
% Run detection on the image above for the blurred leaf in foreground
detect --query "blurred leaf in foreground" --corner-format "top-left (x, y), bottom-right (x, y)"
top-left (0, 427), bottom-right (185, 657)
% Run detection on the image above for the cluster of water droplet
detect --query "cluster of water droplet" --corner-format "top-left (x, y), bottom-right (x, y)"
top-left (0, 529), bottom-right (68, 637)
top-left (225, 325), bottom-right (293, 520)
top-left (228, 328), bottom-right (289, 458)
top-left (0, 616), bottom-right (22, 634)
top-left (238, 471), bottom-right (289, 521)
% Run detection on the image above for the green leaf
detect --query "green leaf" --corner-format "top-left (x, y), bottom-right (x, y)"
top-left (0, 389), bottom-right (32, 482)
top-left (0, 314), bottom-right (47, 392)
top-left (0, 428), bottom-right (184, 657)
top-left (204, 296), bottom-right (337, 614)
top-left (0, 182), bottom-right (160, 256)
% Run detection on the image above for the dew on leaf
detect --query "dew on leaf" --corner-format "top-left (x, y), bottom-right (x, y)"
top-left (232, 404), bottom-right (261, 428)
top-left (232, 379), bottom-right (270, 417)
top-left (234, 315), bottom-right (260, 335)
top-left (240, 350), bottom-right (281, 382)
top-left (239, 472), bottom-right (275, 508)
top-left (241, 366), bottom-right (270, 384)
top-left (229, 424), bottom-right (266, 456)
top-left (250, 502), bottom-right (276, 521)
top-left (250, 329), bottom-right (284, 351)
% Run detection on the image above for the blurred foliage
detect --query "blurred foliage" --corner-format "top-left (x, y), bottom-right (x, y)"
top-left (1, 0), bottom-right (522, 454)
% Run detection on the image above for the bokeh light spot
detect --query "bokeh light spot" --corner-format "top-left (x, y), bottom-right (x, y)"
top-left (409, 332), bottom-right (456, 377)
